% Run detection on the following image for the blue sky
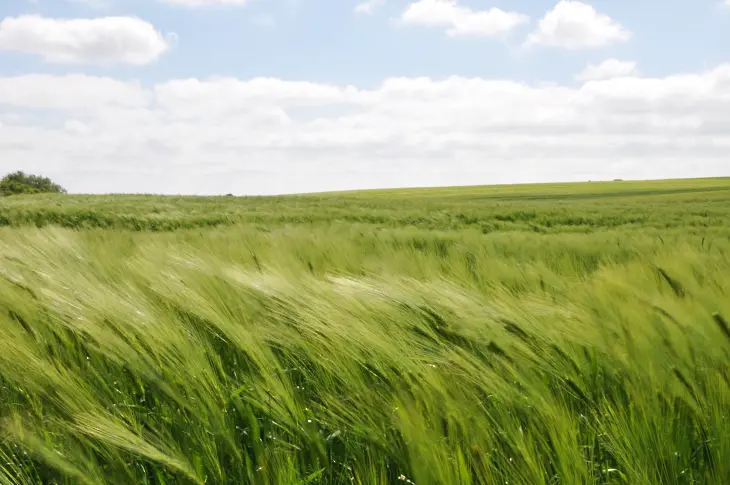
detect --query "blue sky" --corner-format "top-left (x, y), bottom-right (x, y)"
top-left (0, 0), bottom-right (729, 194)
top-left (4, 0), bottom-right (730, 84)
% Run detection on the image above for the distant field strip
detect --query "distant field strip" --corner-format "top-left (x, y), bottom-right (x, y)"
top-left (1, 177), bottom-right (728, 232)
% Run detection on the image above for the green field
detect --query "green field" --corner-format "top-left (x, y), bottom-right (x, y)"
top-left (1, 177), bottom-right (730, 485)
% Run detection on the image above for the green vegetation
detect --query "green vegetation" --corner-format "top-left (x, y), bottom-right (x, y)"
top-left (0, 172), bottom-right (66, 196)
top-left (1, 177), bottom-right (729, 485)
top-left (0, 172), bottom-right (67, 197)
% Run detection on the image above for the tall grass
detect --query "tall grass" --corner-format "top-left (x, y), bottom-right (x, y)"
top-left (1, 177), bottom-right (728, 232)
top-left (1, 178), bottom-right (730, 484)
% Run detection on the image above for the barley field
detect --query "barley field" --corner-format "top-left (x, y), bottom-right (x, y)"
top-left (1, 178), bottom-right (730, 485)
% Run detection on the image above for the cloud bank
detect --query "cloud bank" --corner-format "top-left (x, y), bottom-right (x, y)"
top-left (1, 65), bottom-right (728, 194)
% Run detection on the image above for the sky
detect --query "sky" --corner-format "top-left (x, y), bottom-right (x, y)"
top-left (0, 0), bottom-right (729, 195)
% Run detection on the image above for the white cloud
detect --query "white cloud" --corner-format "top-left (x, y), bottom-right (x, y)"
top-left (355, 0), bottom-right (385, 15)
top-left (577, 59), bottom-right (637, 81)
top-left (0, 74), bottom-right (149, 110)
top-left (2, 65), bottom-right (730, 194)
top-left (526, 1), bottom-right (630, 49)
top-left (0, 15), bottom-right (170, 65)
top-left (399, 0), bottom-right (529, 37)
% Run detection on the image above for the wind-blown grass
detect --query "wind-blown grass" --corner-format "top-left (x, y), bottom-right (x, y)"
top-left (1, 177), bottom-right (728, 232)
top-left (1, 178), bottom-right (730, 484)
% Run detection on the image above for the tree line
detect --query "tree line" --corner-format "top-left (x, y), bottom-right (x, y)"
top-left (1, 171), bottom-right (66, 196)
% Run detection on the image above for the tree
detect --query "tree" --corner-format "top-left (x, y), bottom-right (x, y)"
top-left (0, 171), bottom-right (67, 196)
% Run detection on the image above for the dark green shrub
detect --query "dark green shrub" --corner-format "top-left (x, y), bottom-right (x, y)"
top-left (0, 171), bottom-right (67, 196)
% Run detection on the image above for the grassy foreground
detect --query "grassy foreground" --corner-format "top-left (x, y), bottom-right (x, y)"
top-left (1, 178), bottom-right (730, 485)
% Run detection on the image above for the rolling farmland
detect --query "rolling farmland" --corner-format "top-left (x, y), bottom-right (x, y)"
top-left (1, 177), bottom-right (730, 484)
